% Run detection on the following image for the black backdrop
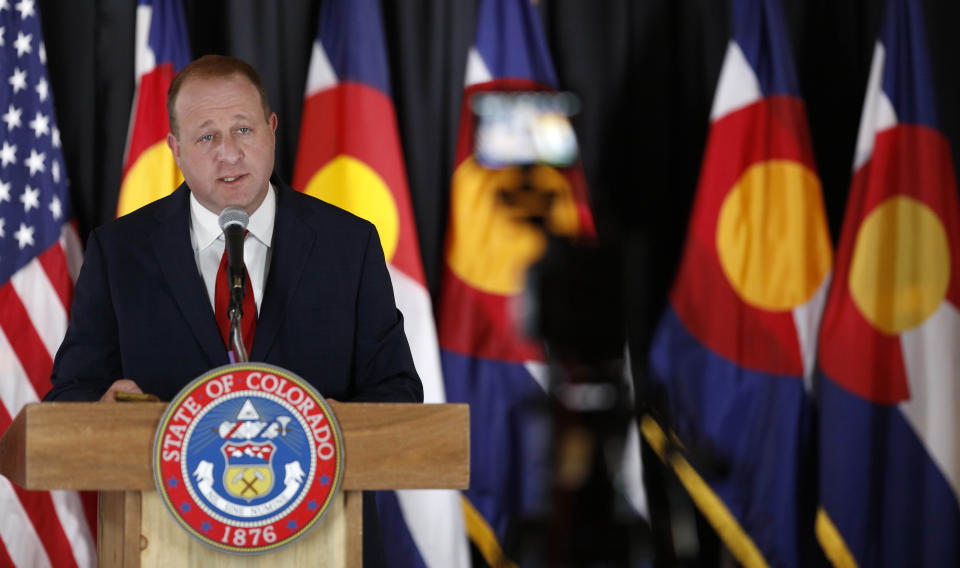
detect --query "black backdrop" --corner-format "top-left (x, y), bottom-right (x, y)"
top-left (33, 0), bottom-right (960, 562)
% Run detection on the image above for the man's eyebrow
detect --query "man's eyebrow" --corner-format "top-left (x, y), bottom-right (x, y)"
top-left (193, 114), bottom-right (252, 130)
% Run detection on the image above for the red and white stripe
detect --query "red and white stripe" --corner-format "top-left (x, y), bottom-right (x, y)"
top-left (0, 222), bottom-right (95, 568)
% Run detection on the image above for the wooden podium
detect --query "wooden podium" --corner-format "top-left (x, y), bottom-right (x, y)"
top-left (0, 402), bottom-right (469, 567)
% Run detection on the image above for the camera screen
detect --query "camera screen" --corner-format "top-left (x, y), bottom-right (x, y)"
top-left (472, 91), bottom-right (580, 168)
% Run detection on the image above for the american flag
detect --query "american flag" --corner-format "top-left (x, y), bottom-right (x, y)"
top-left (0, 0), bottom-right (94, 566)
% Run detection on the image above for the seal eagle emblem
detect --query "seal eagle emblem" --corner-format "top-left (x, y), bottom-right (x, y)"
top-left (153, 363), bottom-right (344, 554)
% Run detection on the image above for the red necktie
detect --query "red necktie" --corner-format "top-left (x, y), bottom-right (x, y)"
top-left (214, 237), bottom-right (256, 355)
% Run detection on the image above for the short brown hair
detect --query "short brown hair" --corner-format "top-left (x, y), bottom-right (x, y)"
top-left (167, 54), bottom-right (271, 136)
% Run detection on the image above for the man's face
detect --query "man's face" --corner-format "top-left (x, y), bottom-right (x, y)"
top-left (167, 74), bottom-right (278, 215)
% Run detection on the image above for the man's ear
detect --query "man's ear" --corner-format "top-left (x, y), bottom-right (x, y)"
top-left (269, 112), bottom-right (278, 134)
top-left (166, 132), bottom-right (181, 166)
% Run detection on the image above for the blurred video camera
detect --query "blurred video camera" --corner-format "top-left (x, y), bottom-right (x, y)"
top-left (473, 91), bottom-right (580, 168)
top-left (471, 90), bottom-right (650, 567)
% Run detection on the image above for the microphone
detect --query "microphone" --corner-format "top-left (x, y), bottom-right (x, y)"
top-left (218, 206), bottom-right (250, 362)
top-left (218, 206), bottom-right (249, 296)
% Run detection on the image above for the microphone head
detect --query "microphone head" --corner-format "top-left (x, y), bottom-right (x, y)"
top-left (218, 206), bottom-right (249, 232)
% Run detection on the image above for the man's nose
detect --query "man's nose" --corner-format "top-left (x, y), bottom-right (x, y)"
top-left (218, 136), bottom-right (243, 163)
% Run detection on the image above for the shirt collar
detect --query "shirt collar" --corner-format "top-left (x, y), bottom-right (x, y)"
top-left (247, 183), bottom-right (276, 247)
top-left (189, 183), bottom-right (276, 249)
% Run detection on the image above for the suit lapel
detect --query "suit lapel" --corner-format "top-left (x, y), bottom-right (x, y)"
top-left (251, 183), bottom-right (317, 361)
top-left (152, 185), bottom-right (228, 367)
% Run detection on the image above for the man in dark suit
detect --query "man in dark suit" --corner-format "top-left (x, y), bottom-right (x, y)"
top-left (46, 55), bottom-right (420, 567)
top-left (46, 55), bottom-right (422, 405)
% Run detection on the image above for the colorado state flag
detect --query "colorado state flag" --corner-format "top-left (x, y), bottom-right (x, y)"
top-left (438, 0), bottom-right (596, 565)
top-left (292, 1), bottom-right (469, 567)
top-left (816, 0), bottom-right (960, 565)
top-left (647, 0), bottom-right (831, 565)
top-left (116, 0), bottom-right (189, 217)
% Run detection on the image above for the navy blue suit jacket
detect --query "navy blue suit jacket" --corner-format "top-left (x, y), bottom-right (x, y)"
top-left (46, 181), bottom-right (422, 404)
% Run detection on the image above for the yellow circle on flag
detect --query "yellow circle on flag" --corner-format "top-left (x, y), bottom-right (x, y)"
top-left (849, 195), bottom-right (950, 334)
top-left (715, 160), bottom-right (832, 311)
top-left (446, 157), bottom-right (579, 296)
top-left (117, 141), bottom-right (184, 217)
top-left (304, 156), bottom-right (400, 262)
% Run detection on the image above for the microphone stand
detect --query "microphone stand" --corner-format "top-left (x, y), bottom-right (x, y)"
top-left (219, 206), bottom-right (251, 363)
top-left (227, 267), bottom-right (248, 363)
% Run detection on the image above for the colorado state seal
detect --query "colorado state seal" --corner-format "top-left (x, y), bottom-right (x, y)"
top-left (153, 363), bottom-right (344, 554)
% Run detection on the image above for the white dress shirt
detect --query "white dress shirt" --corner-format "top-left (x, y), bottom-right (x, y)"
top-left (189, 185), bottom-right (276, 314)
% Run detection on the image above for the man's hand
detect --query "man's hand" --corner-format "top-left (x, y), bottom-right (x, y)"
top-left (100, 379), bottom-right (143, 402)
